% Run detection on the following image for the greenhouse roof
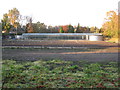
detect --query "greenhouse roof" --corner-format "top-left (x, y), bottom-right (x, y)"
top-left (22, 33), bottom-right (102, 36)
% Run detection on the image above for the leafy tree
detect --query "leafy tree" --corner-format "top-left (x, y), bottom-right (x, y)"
top-left (90, 26), bottom-right (100, 33)
top-left (62, 25), bottom-right (69, 33)
top-left (32, 23), bottom-right (40, 33)
top-left (7, 8), bottom-right (20, 28)
top-left (85, 26), bottom-right (90, 33)
top-left (68, 24), bottom-right (74, 33)
top-left (59, 26), bottom-right (64, 33)
top-left (90, 27), bottom-right (95, 33)
top-left (32, 22), bottom-right (48, 33)
top-left (47, 25), bottom-right (59, 33)
top-left (102, 11), bottom-right (118, 38)
top-left (76, 23), bottom-right (86, 33)
top-left (1, 8), bottom-right (21, 35)
top-left (1, 13), bottom-right (11, 33)
top-left (39, 23), bottom-right (47, 32)
top-left (26, 17), bottom-right (34, 33)
top-left (76, 23), bottom-right (80, 32)
top-left (95, 28), bottom-right (100, 33)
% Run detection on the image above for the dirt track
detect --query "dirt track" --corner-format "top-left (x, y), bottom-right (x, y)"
top-left (2, 40), bottom-right (119, 62)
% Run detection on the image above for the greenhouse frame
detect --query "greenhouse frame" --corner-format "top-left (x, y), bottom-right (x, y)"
top-left (22, 33), bottom-right (103, 41)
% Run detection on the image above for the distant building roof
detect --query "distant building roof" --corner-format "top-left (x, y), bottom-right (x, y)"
top-left (22, 33), bottom-right (102, 36)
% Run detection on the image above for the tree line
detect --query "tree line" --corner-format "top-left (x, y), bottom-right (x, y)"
top-left (1, 8), bottom-right (119, 38)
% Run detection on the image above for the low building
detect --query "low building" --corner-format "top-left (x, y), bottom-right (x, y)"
top-left (22, 33), bottom-right (103, 41)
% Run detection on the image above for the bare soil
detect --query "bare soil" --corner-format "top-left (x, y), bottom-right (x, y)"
top-left (2, 40), bottom-right (118, 47)
top-left (2, 40), bottom-right (119, 62)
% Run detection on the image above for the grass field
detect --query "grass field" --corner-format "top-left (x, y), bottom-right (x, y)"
top-left (2, 60), bottom-right (119, 88)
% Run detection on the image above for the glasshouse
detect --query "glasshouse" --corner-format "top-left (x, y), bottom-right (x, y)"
top-left (22, 33), bottom-right (103, 41)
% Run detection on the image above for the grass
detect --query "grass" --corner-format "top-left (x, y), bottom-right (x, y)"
top-left (106, 38), bottom-right (119, 43)
top-left (2, 60), bottom-right (119, 88)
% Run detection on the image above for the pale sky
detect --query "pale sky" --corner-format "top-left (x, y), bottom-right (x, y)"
top-left (0, 0), bottom-right (119, 28)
